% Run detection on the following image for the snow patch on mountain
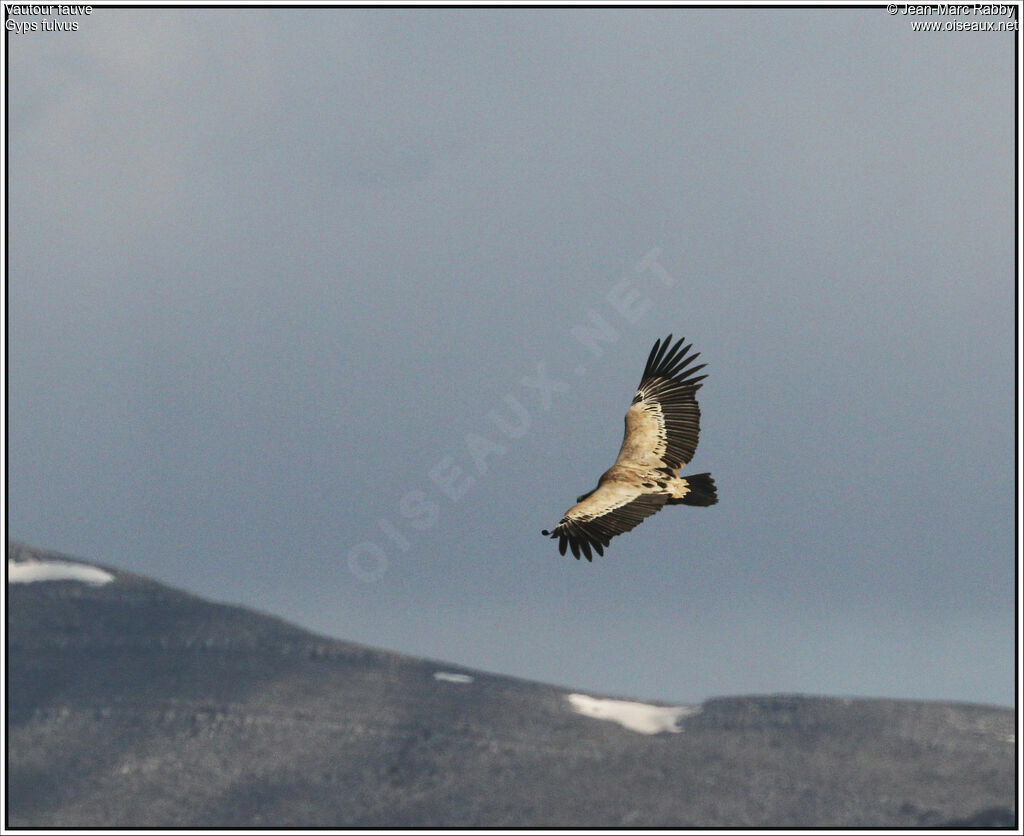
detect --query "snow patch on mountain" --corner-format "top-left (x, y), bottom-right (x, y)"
top-left (8, 559), bottom-right (114, 586)
top-left (567, 694), bottom-right (699, 734)
top-left (433, 671), bottom-right (474, 684)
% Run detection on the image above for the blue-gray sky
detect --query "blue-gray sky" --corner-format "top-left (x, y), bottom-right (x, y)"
top-left (6, 6), bottom-right (1016, 707)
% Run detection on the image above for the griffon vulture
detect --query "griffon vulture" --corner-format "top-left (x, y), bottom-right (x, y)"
top-left (542, 334), bottom-right (717, 560)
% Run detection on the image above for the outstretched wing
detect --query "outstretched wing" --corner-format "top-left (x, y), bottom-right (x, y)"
top-left (613, 334), bottom-right (706, 473)
top-left (542, 334), bottom-right (710, 560)
top-left (542, 482), bottom-right (668, 561)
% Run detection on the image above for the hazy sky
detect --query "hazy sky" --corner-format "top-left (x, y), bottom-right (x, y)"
top-left (6, 5), bottom-right (1016, 707)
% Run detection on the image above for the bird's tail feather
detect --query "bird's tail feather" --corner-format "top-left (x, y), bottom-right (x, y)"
top-left (667, 472), bottom-right (717, 506)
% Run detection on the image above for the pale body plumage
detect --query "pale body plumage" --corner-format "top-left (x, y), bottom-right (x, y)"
top-left (542, 335), bottom-right (717, 560)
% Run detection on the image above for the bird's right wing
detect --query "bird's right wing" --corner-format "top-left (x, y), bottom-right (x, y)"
top-left (613, 334), bottom-right (707, 473)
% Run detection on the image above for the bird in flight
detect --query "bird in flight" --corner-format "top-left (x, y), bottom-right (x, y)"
top-left (542, 334), bottom-right (717, 560)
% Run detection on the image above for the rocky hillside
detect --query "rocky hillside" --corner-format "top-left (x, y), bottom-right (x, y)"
top-left (7, 542), bottom-right (1015, 827)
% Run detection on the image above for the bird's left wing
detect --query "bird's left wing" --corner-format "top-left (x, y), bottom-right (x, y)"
top-left (542, 482), bottom-right (668, 561)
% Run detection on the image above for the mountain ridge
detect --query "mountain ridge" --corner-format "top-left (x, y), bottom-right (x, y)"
top-left (6, 541), bottom-right (1016, 827)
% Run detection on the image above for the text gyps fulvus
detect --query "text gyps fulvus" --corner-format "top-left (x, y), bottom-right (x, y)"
top-left (542, 334), bottom-right (717, 560)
